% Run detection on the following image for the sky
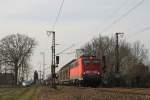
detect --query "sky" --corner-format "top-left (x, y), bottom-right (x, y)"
top-left (0, 0), bottom-right (150, 77)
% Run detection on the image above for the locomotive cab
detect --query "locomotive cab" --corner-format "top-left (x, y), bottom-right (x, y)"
top-left (81, 56), bottom-right (103, 86)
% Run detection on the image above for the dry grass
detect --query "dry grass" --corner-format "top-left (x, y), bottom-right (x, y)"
top-left (0, 86), bottom-right (41, 100)
top-left (0, 86), bottom-right (150, 100)
top-left (17, 86), bottom-right (39, 100)
top-left (0, 87), bottom-right (28, 100)
top-left (39, 86), bottom-right (150, 100)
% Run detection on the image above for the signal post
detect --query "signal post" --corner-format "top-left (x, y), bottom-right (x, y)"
top-left (47, 31), bottom-right (59, 88)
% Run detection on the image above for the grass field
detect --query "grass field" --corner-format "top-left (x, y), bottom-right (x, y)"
top-left (0, 86), bottom-right (150, 100)
top-left (0, 86), bottom-right (41, 100)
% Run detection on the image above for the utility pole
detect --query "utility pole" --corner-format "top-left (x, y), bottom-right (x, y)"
top-left (40, 52), bottom-right (45, 80)
top-left (115, 32), bottom-right (124, 73)
top-left (39, 63), bottom-right (42, 84)
top-left (47, 31), bottom-right (56, 88)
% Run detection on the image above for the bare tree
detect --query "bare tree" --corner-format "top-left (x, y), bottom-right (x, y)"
top-left (131, 41), bottom-right (148, 63)
top-left (83, 35), bottom-right (116, 72)
top-left (0, 34), bottom-right (36, 85)
top-left (83, 35), bottom-right (149, 86)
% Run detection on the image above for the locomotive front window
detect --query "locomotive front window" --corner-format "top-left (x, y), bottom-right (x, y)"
top-left (92, 60), bottom-right (100, 64)
top-left (83, 60), bottom-right (90, 65)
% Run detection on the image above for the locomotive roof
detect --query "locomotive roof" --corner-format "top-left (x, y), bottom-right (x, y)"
top-left (58, 55), bottom-right (99, 72)
top-left (59, 59), bottom-right (76, 71)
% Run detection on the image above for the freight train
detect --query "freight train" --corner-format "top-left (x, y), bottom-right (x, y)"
top-left (57, 55), bottom-right (103, 87)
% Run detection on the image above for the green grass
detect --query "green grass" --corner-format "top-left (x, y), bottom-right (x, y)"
top-left (0, 86), bottom-right (41, 100)
top-left (0, 87), bottom-right (27, 100)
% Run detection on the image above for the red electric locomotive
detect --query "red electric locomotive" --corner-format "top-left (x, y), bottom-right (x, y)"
top-left (58, 55), bottom-right (103, 86)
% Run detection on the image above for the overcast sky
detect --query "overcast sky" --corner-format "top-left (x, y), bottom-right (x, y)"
top-left (0, 0), bottom-right (150, 76)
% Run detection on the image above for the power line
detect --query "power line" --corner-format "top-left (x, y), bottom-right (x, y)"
top-left (59, 51), bottom-right (76, 55)
top-left (100, 0), bottom-right (145, 34)
top-left (95, 0), bottom-right (129, 34)
top-left (108, 0), bottom-right (130, 21)
top-left (128, 26), bottom-right (150, 39)
top-left (52, 0), bottom-right (65, 29)
top-left (135, 27), bottom-right (150, 34)
top-left (56, 44), bottom-right (75, 55)
top-left (83, 0), bottom-right (130, 48)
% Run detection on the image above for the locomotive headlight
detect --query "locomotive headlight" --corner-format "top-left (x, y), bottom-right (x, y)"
top-left (93, 71), bottom-right (99, 74)
top-left (83, 72), bottom-right (86, 75)
top-left (97, 72), bottom-right (100, 75)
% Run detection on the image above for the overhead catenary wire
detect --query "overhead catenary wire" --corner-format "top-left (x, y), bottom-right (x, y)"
top-left (81, 0), bottom-right (130, 48)
top-left (128, 26), bottom-right (150, 39)
top-left (59, 51), bottom-right (76, 55)
top-left (52, 0), bottom-right (65, 30)
top-left (100, 0), bottom-right (145, 34)
top-left (135, 27), bottom-right (150, 34)
top-left (107, 0), bottom-right (130, 23)
top-left (56, 44), bottom-right (75, 55)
